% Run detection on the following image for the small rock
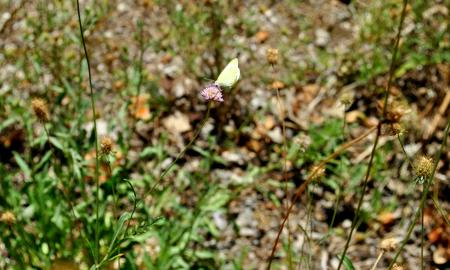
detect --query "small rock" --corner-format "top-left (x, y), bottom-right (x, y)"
top-left (342, 219), bottom-right (352, 229)
top-left (315, 28), bottom-right (330, 47)
top-left (212, 212), bottom-right (227, 230)
top-left (162, 111), bottom-right (191, 134)
top-left (267, 126), bottom-right (283, 144)
top-left (221, 150), bottom-right (245, 165)
top-left (433, 246), bottom-right (448, 265)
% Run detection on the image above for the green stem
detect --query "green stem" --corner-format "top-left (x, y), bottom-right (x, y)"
top-left (421, 200), bottom-right (424, 270)
top-left (388, 115), bottom-right (450, 269)
top-left (275, 79), bottom-right (293, 270)
top-left (149, 102), bottom-right (212, 194)
top-left (76, 0), bottom-right (100, 264)
top-left (397, 134), bottom-right (414, 167)
top-left (342, 104), bottom-right (347, 140)
top-left (336, 0), bottom-right (408, 268)
top-left (43, 124), bottom-right (77, 249)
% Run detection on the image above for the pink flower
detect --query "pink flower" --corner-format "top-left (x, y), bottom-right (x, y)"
top-left (200, 84), bottom-right (224, 102)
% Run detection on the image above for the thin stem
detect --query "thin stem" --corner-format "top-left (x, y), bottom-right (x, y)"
top-left (370, 250), bottom-right (385, 270)
top-left (431, 196), bottom-right (450, 227)
top-left (76, 0), bottom-right (101, 264)
top-left (338, 125), bottom-right (382, 268)
top-left (275, 79), bottom-right (293, 269)
top-left (319, 187), bottom-right (341, 244)
top-left (388, 115), bottom-right (450, 269)
top-left (342, 104), bottom-right (347, 139)
top-left (148, 102), bottom-right (212, 195)
top-left (43, 124), bottom-right (75, 247)
top-left (336, 1), bottom-right (408, 268)
top-left (421, 200), bottom-right (424, 270)
top-left (397, 134), bottom-right (414, 167)
top-left (267, 125), bottom-right (377, 269)
top-left (132, 20), bottom-right (145, 131)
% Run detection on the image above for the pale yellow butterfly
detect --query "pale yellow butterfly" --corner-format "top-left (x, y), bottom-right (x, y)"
top-left (215, 58), bottom-right (240, 88)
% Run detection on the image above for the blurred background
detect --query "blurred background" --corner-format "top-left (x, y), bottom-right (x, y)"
top-left (0, 0), bottom-right (449, 269)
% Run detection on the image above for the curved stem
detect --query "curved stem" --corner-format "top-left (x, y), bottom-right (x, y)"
top-left (388, 115), bottom-right (450, 269)
top-left (397, 134), bottom-right (414, 167)
top-left (76, 0), bottom-right (100, 264)
top-left (274, 74), bottom-right (293, 269)
top-left (148, 102), bottom-right (212, 195)
top-left (267, 125), bottom-right (377, 269)
top-left (421, 201), bottom-right (424, 270)
top-left (370, 250), bottom-right (385, 270)
top-left (336, 1), bottom-right (408, 268)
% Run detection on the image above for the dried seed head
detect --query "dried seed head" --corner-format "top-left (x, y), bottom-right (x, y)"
top-left (381, 123), bottom-right (405, 136)
top-left (100, 136), bottom-right (114, 155)
top-left (32, 98), bottom-right (50, 122)
top-left (377, 100), bottom-right (408, 123)
top-left (266, 48), bottom-right (279, 65)
top-left (0, 211), bottom-right (16, 226)
top-left (339, 91), bottom-right (354, 106)
top-left (379, 237), bottom-right (398, 252)
top-left (414, 155), bottom-right (433, 180)
top-left (271, 80), bottom-right (285, 90)
top-left (310, 165), bottom-right (325, 180)
top-left (392, 263), bottom-right (406, 270)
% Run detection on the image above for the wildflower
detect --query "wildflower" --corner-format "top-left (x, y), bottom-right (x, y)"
top-left (200, 84), bottom-right (224, 102)
top-left (100, 136), bottom-right (114, 155)
top-left (32, 98), bottom-right (50, 122)
top-left (0, 211), bottom-right (16, 226)
top-left (266, 48), bottom-right (279, 65)
top-left (414, 155), bottom-right (433, 183)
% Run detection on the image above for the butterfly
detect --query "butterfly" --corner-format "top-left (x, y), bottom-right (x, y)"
top-left (215, 58), bottom-right (240, 88)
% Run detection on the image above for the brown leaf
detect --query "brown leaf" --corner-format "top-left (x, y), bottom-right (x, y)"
top-left (130, 94), bottom-right (151, 120)
top-left (255, 30), bottom-right (269, 43)
top-left (428, 227), bottom-right (443, 244)
top-left (377, 211), bottom-right (395, 226)
top-left (345, 110), bottom-right (364, 123)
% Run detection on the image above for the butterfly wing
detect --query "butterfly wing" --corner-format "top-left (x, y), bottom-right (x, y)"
top-left (215, 58), bottom-right (240, 87)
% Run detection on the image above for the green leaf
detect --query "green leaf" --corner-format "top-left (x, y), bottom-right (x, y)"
top-left (337, 255), bottom-right (356, 270)
top-left (0, 117), bottom-right (17, 132)
top-left (107, 212), bottom-right (131, 255)
top-left (49, 137), bottom-right (65, 151)
top-left (202, 191), bottom-right (231, 211)
top-left (13, 152), bottom-right (31, 179)
top-left (35, 151), bottom-right (52, 171)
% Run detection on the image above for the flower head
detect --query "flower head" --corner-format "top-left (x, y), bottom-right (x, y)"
top-left (100, 136), bottom-right (114, 155)
top-left (266, 48), bottom-right (279, 65)
top-left (32, 98), bottom-right (50, 122)
top-left (1, 211), bottom-right (16, 226)
top-left (200, 84), bottom-right (224, 102)
top-left (414, 155), bottom-right (433, 183)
